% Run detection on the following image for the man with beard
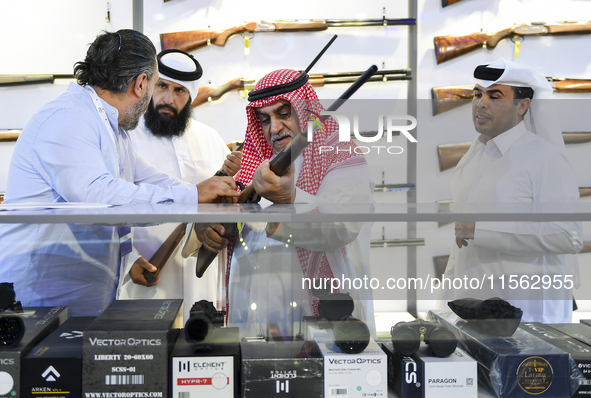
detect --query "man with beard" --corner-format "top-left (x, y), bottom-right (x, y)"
top-left (0, 30), bottom-right (238, 316)
top-left (183, 69), bottom-right (375, 338)
top-left (119, 49), bottom-right (241, 321)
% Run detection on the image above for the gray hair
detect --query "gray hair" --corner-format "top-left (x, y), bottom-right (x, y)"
top-left (74, 29), bottom-right (156, 94)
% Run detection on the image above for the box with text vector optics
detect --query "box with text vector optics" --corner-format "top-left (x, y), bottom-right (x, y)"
top-left (170, 327), bottom-right (240, 398)
top-left (0, 307), bottom-right (67, 398)
top-left (317, 337), bottom-right (387, 398)
top-left (427, 309), bottom-right (582, 398)
top-left (22, 316), bottom-right (95, 398)
top-left (82, 299), bottom-right (182, 398)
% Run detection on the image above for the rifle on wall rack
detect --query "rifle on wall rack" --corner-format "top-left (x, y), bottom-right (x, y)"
top-left (434, 21), bottom-right (591, 64)
top-left (193, 69), bottom-right (411, 108)
top-left (442, 0), bottom-right (466, 7)
top-left (438, 133), bottom-right (591, 171)
top-left (0, 75), bottom-right (74, 87)
top-left (432, 78), bottom-right (591, 115)
top-left (0, 130), bottom-right (21, 142)
top-left (161, 17), bottom-right (416, 53)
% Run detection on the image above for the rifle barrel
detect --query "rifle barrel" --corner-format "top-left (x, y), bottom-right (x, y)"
top-left (325, 18), bottom-right (416, 27)
top-left (320, 69), bottom-right (411, 78)
top-left (321, 74), bottom-right (410, 85)
top-left (0, 74), bottom-right (74, 87)
top-left (0, 130), bottom-right (20, 142)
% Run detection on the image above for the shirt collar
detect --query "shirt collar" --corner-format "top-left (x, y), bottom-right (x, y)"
top-left (79, 84), bottom-right (120, 132)
top-left (477, 120), bottom-right (527, 155)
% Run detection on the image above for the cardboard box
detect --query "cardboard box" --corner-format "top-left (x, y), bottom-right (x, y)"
top-left (382, 341), bottom-right (477, 398)
top-left (427, 309), bottom-right (574, 398)
top-left (21, 316), bottom-right (94, 398)
top-left (82, 299), bottom-right (182, 397)
top-left (519, 322), bottom-right (591, 396)
top-left (0, 307), bottom-right (67, 398)
top-left (241, 340), bottom-right (323, 397)
top-left (316, 338), bottom-right (387, 398)
top-left (170, 327), bottom-right (240, 398)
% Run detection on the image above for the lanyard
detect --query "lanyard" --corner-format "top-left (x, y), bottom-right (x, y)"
top-left (84, 86), bottom-right (123, 177)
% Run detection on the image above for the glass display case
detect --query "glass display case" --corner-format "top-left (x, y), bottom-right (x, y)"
top-left (1, 202), bottom-right (589, 397)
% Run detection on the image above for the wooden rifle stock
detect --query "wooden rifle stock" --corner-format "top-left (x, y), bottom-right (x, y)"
top-left (193, 70), bottom-right (411, 108)
top-left (433, 78), bottom-right (591, 115)
top-left (161, 21), bottom-right (328, 53)
top-left (442, 0), bottom-right (465, 7)
top-left (434, 22), bottom-right (591, 64)
top-left (161, 18), bottom-right (415, 53)
top-left (437, 142), bottom-right (471, 171)
top-left (192, 77), bottom-right (252, 108)
top-left (438, 133), bottom-right (591, 171)
top-left (142, 223), bottom-right (187, 283)
top-left (0, 130), bottom-right (20, 142)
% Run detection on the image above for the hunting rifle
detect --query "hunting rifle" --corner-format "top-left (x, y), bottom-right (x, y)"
top-left (193, 69), bottom-right (411, 108)
top-left (0, 75), bottom-right (74, 87)
top-left (432, 78), bottom-right (591, 115)
top-left (0, 130), bottom-right (20, 142)
top-left (434, 21), bottom-right (591, 64)
top-left (438, 133), bottom-right (591, 171)
top-left (193, 64), bottom-right (380, 278)
top-left (161, 17), bottom-right (416, 53)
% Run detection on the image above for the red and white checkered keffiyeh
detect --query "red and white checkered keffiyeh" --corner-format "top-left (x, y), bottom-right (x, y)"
top-left (226, 69), bottom-right (367, 315)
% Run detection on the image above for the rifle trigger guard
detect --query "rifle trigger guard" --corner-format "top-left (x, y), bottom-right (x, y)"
top-left (236, 181), bottom-right (246, 192)
top-left (510, 35), bottom-right (524, 44)
top-left (240, 32), bottom-right (255, 40)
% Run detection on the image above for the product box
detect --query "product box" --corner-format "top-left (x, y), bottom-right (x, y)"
top-left (0, 307), bottom-right (67, 398)
top-left (427, 309), bottom-right (577, 398)
top-left (241, 340), bottom-right (323, 397)
top-left (316, 338), bottom-right (387, 398)
top-left (82, 299), bottom-right (182, 398)
top-left (550, 323), bottom-right (591, 348)
top-left (382, 341), bottom-right (477, 398)
top-left (22, 316), bottom-right (95, 398)
top-left (170, 327), bottom-right (240, 398)
top-left (519, 322), bottom-right (591, 396)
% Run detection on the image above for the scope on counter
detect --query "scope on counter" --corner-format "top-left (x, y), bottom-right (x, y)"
top-left (317, 292), bottom-right (370, 354)
top-left (391, 319), bottom-right (456, 357)
top-left (0, 282), bottom-right (24, 347)
top-left (184, 300), bottom-right (226, 343)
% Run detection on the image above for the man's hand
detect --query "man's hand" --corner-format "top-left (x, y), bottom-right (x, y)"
top-left (455, 222), bottom-right (475, 248)
top-left (252, 160), bottom-right (295, 204)
top-left (195, 223), bottom-right (228, 253)
top-left (222, 151), bottom-right (242, 177)
top-left (197, 176), bottom-right (240, 203)
top-left (130, 257), bottom-right (160, 286)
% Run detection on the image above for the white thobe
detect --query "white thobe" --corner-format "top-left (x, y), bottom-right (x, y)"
top-left (118, 117), bottom-right (229, 322)
top-left (227, 156), bottom-right (376, 339)
top-left (441, 121), bottom-right (582, 323)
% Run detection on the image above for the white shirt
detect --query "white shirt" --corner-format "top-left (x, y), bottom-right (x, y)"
top-left (118, 117), bottom-right (230, 322)
top-left (0, 84), bottom-right (197, 316)
top-left (227, 156), bottom-right (376, 338)
top-left (442, 121), bottom-right (582, 323)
